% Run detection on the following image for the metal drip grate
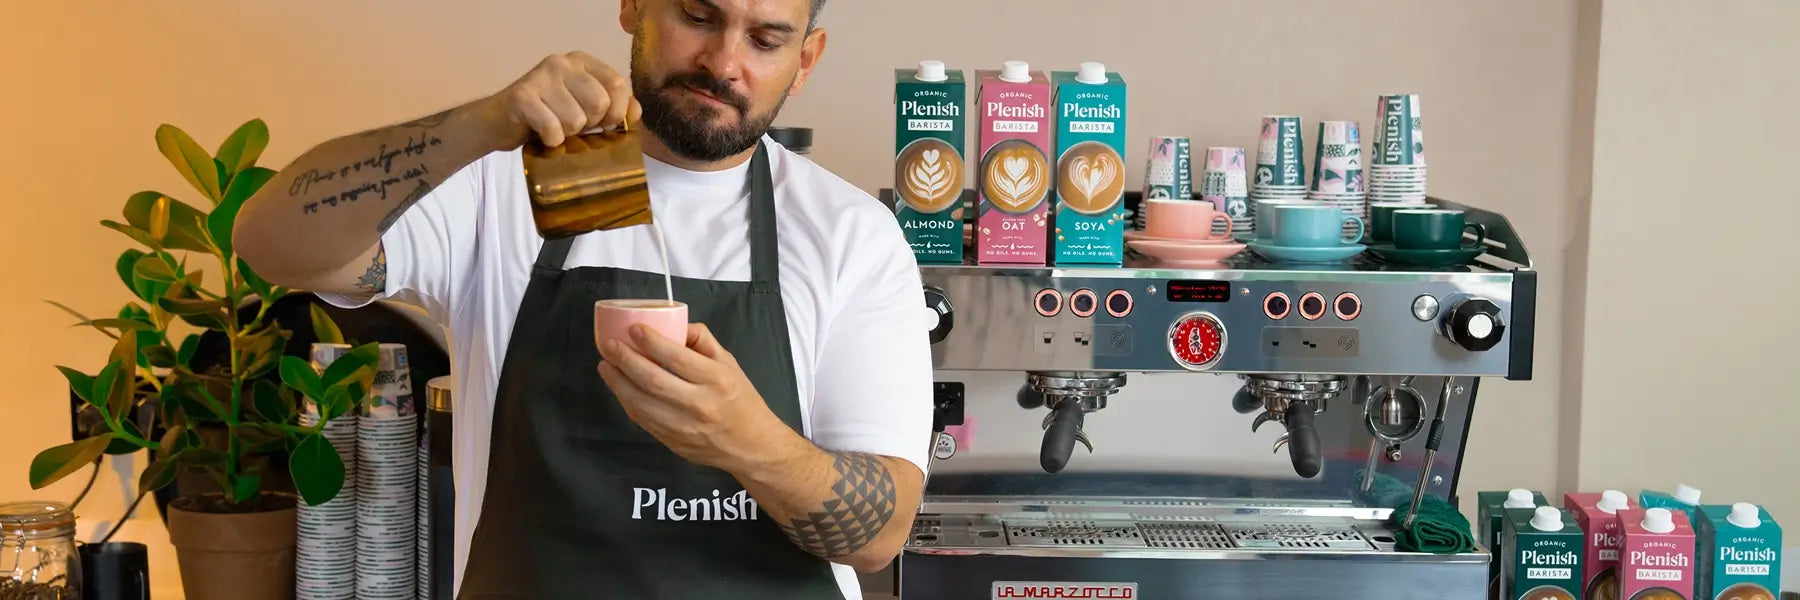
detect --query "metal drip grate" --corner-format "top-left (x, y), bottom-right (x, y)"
top-left (1005, 519), bottom-right (1147, 548)
top-left (1138, 522), bottom-right (1234, 549)
top-left (1223, 523), bottom-right (1372, 550)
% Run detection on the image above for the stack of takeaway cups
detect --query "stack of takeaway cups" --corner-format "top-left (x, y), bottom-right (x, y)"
top-left (1137, 136), bottom-right (1193, 230)
top-left (1200, 147), bottom-right (1252, 238)
top-left (1249, 115), bottom-right (1309, 237)
top-left (358, 343), bottom-right (419, 599)
top-left (297, 344), bottom-right (360, 600)
top-left (1307, 120), bottom-right (1369, 240)
top-left (1367, 94), bottom-right (1428, 203)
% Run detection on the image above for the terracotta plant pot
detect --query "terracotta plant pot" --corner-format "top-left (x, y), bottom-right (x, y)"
top-left (165, 492), bottom-right (298, 600)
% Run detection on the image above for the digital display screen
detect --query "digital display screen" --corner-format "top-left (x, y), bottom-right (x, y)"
top-left (1166, 280), bottom-right (1232, 302)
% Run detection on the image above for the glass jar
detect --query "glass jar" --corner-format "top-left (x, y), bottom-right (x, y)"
top-left (0, 501), bottom-right (81, 600)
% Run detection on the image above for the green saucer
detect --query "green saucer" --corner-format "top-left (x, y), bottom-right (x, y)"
top-left (1367, 243), bottom-right (1484, 267)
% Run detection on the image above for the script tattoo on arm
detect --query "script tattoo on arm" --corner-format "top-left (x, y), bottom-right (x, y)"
top-left (354, 245), bottom-right (387, 295)
top-left (293, 109), bottom-right (453, 229)
top-left (778, 452), bottom-right (898, 558)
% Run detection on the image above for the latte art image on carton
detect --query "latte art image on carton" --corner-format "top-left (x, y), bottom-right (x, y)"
top-left (897, 139), bottom-right (964, 213)
top-left (1056, 142), bottom-right (1123, 215)
top-left (982, 140), bottom-right (1050, 214)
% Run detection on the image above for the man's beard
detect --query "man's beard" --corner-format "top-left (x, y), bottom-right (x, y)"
top-left (631, 33), bottom-right (788, 163)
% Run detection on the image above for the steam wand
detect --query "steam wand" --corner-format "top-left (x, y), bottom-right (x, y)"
top-left (1401, 376), bottom-right (1455, 531)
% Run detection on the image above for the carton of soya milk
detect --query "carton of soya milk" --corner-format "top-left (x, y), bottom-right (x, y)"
top-left (1619, 507), bottom-right (1695, 600)
top-left (974, 60), bottom-right (1053, 265)
top-left (1696, 503), bottom-right (1781, 600)
top-left (1483, 489), bottom-right (1552, 593)
top-left (1567, 490), bottom-right (1637, 600)
top-left (893, 60), bottom-right (968, 265)
top-left (1050, 62), bottom-right (1127, 265)
top-left (1502, 506), bottom-right (1585, 600)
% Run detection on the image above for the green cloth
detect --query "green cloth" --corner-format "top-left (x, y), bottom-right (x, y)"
top-left (1391, 495), bottom-right (1477, 554)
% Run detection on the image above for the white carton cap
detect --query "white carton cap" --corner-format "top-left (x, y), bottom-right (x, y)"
top-left (999, 60), bottom-right (1031, 83)
top-left (1642, 507), bottom-right (1675, 533)
top-left (1076, 62), bottom-right (1108, 84)
top-left (1598, 490), bottom-right (1628, 513)
top-left (1504, 489), bottom-right (1536, 509)
top-left (1674, 484), bottom-right (1702, 505)
top-left (1729, 502), bottom-right (1762, 528)
top-left (1531, 506), bottom-right (1563, 532)
top-left (916, 60), bottom-right (947, 82)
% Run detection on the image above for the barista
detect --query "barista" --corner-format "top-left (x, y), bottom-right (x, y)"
top-left (233, 1), bottom-right (934, 598)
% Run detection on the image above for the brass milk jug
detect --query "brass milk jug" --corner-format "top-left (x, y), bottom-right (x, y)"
top-left (520, 126), bottom-right (652, 239)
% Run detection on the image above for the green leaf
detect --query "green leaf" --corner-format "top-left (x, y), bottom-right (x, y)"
top-left (101, 219), bottom-right (162, 250)
top-left (289, 433), bottom-right (345, 506)
top-left (239, 326), bottom-right (288, 379)
top-left (310, 304), bottom-right (345, 345)
top-left (44, 300), bottom-right (91, 324)
top-left (175, 311), bottom-right (230, 331)
top-left (251, 379), bottom-right (292, 423)
top-left (321, 343), bottom-right (380, 390)
top-left (142, 344), bottom-right (178, 368)
top-left (155, 124), bottom-right (222, 202)
top-left (232, 473), bottom-right (262, 504)
top-left (323, 385), bottom-right (355, 421)
top-left (106, 333), bottom-right (139, 417)
top-left (214, 159), bottom-right (231, 194)
top-left (87, 318), bottom-right (155, 332)
top-left (115, 250), bottom-right (147, 294)
top-left (138, 456), bottom-right (181, 494)
top-left (181, 448), bottom-right (226, 467)
top-left (279, 355), bottom-right (324, 400)
top-left (28, 435), bottom-right (113, 489)
top-left (210, 167), bottom-right (274, 254)
top-left (176, 334), bottom-right (200, 366)
top-left (88, 363), bottom-right (118, 410)
top-left (132, 254), bottom-right (177, 283)
top-left (239, 258), bottom-right (275, 301)
top-left (158, 424), bottom-right (189, 455)
top-left (56, 368), bottom-right (93, 410)
top-left (104, 419), bottom-right (147, 455)
top-left (216, 119), bottom-right (269, 175)
top-left (157, 295), bottom-right (225, 316)
top-left (160, 380), bottom-right (218, 423)
top-left (123, 192), bottom-right (212, 253)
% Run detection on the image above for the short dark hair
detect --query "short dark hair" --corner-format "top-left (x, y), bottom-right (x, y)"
top-left (809, 0), bottom-right (826, 28)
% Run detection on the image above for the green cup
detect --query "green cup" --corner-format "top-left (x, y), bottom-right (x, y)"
top-left (1391, 209), bottom-right (1486, 250)
top-left (1369, 202), bottom-right (1434, 243)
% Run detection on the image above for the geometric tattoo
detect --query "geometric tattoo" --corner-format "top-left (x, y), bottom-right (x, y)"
top-left (779, 452), bottom-right (898, 558)
top-left (354, 244), bottom-right (387, 295)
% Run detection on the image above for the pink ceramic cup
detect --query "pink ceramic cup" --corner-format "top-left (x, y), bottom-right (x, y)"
top-left (1144, 199), bottom-right (1233, 241)
top-left (594, 299), bottom-right (689, 353)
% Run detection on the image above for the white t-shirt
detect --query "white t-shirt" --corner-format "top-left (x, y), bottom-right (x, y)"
top-left (322, 136), bottom-right (934, 600)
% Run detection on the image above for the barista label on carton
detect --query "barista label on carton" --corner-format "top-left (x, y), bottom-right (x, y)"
top-left (894, 68), bottom-right (968, 264)
top-left (1051, 71), bottom-right (1127, 265)
top-left (974, 71), bottom-right (1052, 265)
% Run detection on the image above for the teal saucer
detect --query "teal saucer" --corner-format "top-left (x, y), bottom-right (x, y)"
top-left (1247, 241), bottom-right (1366, 263)
top-left (1367, 243), bottom-right (1483, 267)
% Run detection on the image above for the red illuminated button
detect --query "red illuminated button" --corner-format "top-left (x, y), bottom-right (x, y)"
top-left (1070, 289), bottom-right (1098, 318)
top-left (1334, 292), bottom-right (1362, 321)
top-left (1263, 292), bottom-right (1291, 320)
top-left (1105, 290), bottom-right (1133, 318)
top-left (1034, 289), bottom-right (1063, 317)
top-left (1299, 292), bottom-right (1327, 321)
top-left (1167, 312), bottom-right (1228, 370)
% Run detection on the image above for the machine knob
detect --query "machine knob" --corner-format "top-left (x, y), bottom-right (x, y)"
top-left (923, 286), bottom-right (953, 344)
top-left (1442, 298), bottom-right (1505, 352)
top-left (1168, 312), bottom-right (1227, 370)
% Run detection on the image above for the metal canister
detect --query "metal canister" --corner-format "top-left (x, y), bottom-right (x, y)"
top-left (419, 377), bottom-right (455, 600)
top-left (519, 127), bottom-right (651, 239)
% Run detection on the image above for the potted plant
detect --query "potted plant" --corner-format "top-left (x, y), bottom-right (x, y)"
top-left (27, 119), bottom-right (379, 600)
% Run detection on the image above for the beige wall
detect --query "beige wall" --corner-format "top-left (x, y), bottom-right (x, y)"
top-left (1568, 0), bottom-right (1800, 516)
top-left (11, 0), bottom-right (1787, 597)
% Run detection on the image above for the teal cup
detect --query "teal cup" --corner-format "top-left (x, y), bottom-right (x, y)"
top-left (1253, 199), bottom-right (1313, 240)
top-left (1368, 202), bottom-right (1434, 243)
top-left (1391, 209), bottom-right (1486, 250)
top-left (1270, 204), bottom-right (1364, 247)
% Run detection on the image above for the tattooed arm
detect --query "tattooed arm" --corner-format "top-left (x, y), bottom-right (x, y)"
top-left (733, 438), bottom-right (923, 572)
top-left (234, 52), bottom-right (640, 295)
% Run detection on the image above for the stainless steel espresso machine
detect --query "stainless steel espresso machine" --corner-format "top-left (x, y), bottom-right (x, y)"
top-left (885, 190), bottom-right (1536, 600)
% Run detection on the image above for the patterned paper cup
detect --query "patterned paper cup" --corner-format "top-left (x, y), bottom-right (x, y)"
top-left (1254, 116), bottom-right (1306, 188)
top-left (1371, 94), bottom-right (1425, 166)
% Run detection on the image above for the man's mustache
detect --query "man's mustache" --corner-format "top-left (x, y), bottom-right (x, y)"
top-left (661, 72), bottom-right (749, 114)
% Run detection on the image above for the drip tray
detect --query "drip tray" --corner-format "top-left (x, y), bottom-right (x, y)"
top-left (911, 515), bottom-right (1377, 553)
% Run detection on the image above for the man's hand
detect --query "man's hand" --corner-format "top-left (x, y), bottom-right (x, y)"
top-left (596, 323), bottom-right (784, 471)
top-left (475, 51), bottom-right (645, 152)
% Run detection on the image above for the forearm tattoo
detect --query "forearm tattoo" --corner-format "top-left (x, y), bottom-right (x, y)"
top-left (293, 110), bottom-right (450, 228)
top-left (780, 452), bottom-right (898, 558)
top-left (354, 245), bottom-right (387, 294)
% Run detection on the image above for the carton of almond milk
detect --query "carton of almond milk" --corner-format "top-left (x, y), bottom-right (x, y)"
top-left (1568, 490), bottom-right (1638, 599)
top-left (1620, 507), bottom-right (1695, 600)
top-left (973, 60), bottom-right (1052, 265)
top-left (893, 60), bottom-right (967, 264)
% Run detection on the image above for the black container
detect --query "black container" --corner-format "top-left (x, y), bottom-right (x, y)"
top-left (77, 542), bottom-right (148, 600)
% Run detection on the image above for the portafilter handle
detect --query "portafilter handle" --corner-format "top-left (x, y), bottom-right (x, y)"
top-left (1040, 400), bottom-right (1086, 473)
top-left (1282, 402), bottom-right (1323, 479)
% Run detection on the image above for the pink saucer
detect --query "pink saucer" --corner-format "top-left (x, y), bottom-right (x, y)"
top-left (1124, 230), bottom-right (1240, 245)
top-left (1127, 239), bottom-right (1246, 265)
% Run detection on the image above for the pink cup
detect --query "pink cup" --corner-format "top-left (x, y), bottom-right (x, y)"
top-left (594, 299), bottom-right (689, 353)
top-left (1144, 199), bottom-right (1233, 241)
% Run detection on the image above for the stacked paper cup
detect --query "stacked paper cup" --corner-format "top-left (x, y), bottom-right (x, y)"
top-left (358, 343), bottom-right (418, 599)
top-left (1308, 121), bottom-right (1369, 239)
top-left (1367, 94), bottom-right (1428, 202)
top-left (1200, 147), bottom-right (1251, 238)
top-left (1249, 116), bottom-right (1309, 239)
top-left (297, 344), bottom-right (360, 600)
top-left (1137, 136), bottom-right (1192, 229)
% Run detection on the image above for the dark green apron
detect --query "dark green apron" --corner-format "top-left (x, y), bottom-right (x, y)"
top-left (458, 144), bottom-right (844, 599)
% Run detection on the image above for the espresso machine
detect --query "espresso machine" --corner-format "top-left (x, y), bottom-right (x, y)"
top-left (886, 190), bottom-right (1536, 599)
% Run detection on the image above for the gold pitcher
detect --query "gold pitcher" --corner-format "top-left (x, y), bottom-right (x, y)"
top-left (520, 125), bottom-right (651, 239)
